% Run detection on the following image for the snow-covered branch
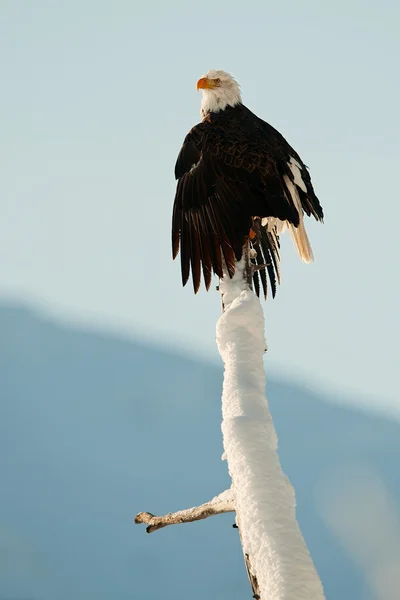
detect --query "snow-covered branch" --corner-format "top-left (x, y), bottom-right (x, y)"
top-left (134, 489), bottom-right (234, 534)
top-left (217, 254), bottom-right (325, 600)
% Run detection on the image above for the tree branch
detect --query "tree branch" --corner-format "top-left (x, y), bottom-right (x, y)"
top-left (134, 489), bottom-right (234, 534)
top-left (216, 241), bottom-right (325, 599)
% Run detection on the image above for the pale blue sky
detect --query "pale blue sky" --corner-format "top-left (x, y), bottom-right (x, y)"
top-left (1, 1), bottom-right (399, 412)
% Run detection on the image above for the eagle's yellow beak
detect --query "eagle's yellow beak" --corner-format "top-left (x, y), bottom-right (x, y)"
top-left (197, 77), bottom-right (216, 90)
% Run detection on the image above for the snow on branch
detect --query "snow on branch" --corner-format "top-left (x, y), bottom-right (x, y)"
top-left (134, 489), bottom-right (234, 534)
top-left (217, 258), bottom-right (325, 600)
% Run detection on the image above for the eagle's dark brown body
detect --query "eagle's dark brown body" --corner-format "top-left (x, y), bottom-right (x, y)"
top-left (172, 103), bottom-right (323, 297)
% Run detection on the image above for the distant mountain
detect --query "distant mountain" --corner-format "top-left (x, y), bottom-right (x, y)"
top-left (1, 302), bottom-right (399, 600)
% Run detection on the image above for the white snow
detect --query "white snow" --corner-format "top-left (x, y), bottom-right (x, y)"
top-left (209, 488), bottom-right (234, 506)
top-left (216, 266), bottom-right (325, 600)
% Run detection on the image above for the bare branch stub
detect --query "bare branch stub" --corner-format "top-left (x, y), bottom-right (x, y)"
top-left (135, 492), bottom-right (234, 534)
top-left (245, 552), bottom-right (261, 600)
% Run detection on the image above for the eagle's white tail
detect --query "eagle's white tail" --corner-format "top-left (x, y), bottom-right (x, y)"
top-left (288, 220), bottom-right (314, 263)
top-left (283, 172), bottom-right (314, 264)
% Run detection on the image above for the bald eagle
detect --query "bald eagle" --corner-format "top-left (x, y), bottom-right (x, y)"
top-left (172, 70), bottom-right (323, 298)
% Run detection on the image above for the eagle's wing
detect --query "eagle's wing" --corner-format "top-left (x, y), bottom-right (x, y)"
top-left (172, 108), bottom-right (320, 294)
top-left (173, 123), bottom-right (236, 293)
top-left (243, 107), bottom-right (323, 222)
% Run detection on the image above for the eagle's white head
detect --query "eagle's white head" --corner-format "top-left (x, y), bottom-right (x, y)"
top-left (197, 70), bottom-right (242, 118)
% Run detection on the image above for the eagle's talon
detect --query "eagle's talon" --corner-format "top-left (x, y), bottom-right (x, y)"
top-left (252, 263), bottom-right (268, 273)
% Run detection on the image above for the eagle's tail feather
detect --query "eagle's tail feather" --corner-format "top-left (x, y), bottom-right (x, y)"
top-left (282, 173), bottom-right (315, 264)
top-left (250, 217), bottom-right (280, 299)
top-left (288, 220), bottom-right (314, 264)
top-left (252, 268), bottom-right (260, 298)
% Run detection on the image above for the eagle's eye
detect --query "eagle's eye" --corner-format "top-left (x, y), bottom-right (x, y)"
top-left (214, 78), bottom-right (221, 84)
